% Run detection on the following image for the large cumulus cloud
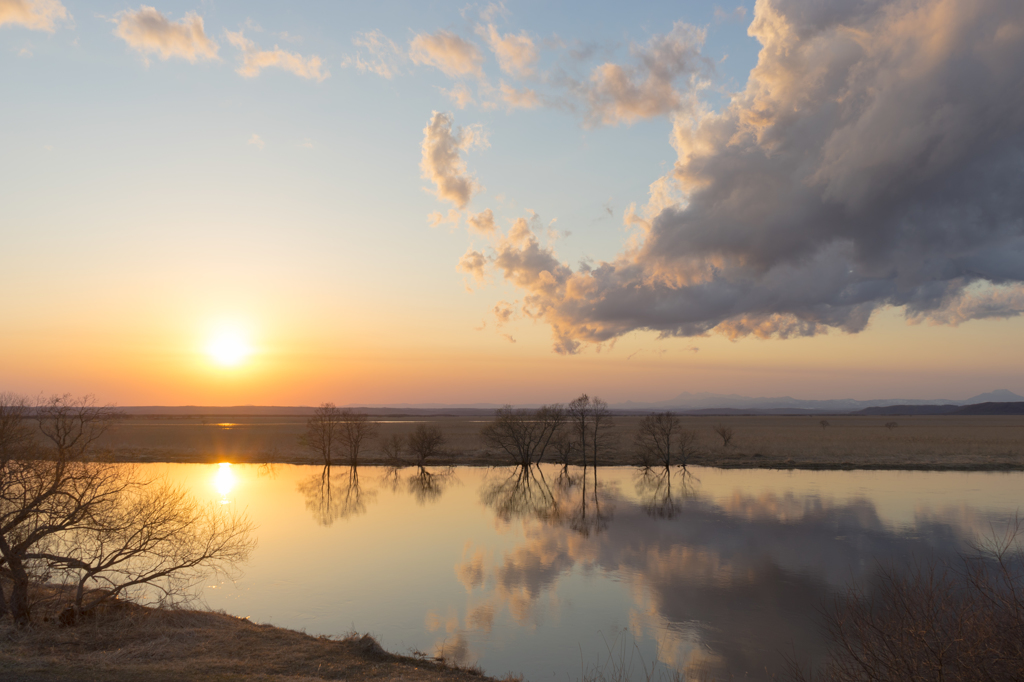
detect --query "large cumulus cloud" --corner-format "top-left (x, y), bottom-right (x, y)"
top-left (479, 0), bottom-right (1024, 352)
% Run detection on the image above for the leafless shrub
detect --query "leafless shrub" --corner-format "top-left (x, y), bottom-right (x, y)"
top-left (380, 433), bottom-right (408, 467)
top-left (713, 423), bottom-right (734, 447)
top-left (885, 421), bottom-right (898, 430)
top-left (481, 404), bottom-right (566, 466)
top-left (819, 420), bottom-right (830, 430)
top-left (634, 413), bottom-right (696, 467)
top-left (787, 521), bottom-right (1024, 682)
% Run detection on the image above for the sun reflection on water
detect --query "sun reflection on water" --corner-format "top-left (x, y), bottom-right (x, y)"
top-left (214, 462), bottom-right (236, 503)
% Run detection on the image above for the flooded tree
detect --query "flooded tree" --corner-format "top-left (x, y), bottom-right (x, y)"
top-left (634, 412), bottom-right (696, 468)
top-left (567, 394), bottom-right (615, 468)
top-left (0, 393), bottom-right (255, 627)
top-left (380, 426), bottom-right (457, 505)
top-left (481, 404), bottom-right (566, 466)
top-left (302, 402), bottom-right (344, 465)
top-left (339, 411), bottom-right (377, 465)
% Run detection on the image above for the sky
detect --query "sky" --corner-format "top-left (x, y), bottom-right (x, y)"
top-left (2, 0), bottom-right (1023, 406)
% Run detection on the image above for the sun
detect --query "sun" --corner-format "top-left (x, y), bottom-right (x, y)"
top-left (207, 330), bottom-right (251, 367)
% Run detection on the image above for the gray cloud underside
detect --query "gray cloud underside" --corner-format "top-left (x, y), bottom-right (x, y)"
top-left (485, 0), bottom-right (1024, 353)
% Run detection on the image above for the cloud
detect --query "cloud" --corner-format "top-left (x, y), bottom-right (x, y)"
top-left (341, 29), bottom-right (404, 79)
top-left (226, 30), bottom-right (329, 81)
top-left (458, 0), bottom-right (1024, 353)
top-left (0, 0), bottom-right (67, 31)
top-left (467, 208), bottom-right (496, 234)
top-left (457, 248), bottom-right (488, 283)
top-left (409, 30), bottom-right (484, 79)
top-left (420, 111), bottom-right (486, 209)
top-left (493, 300), bottom-right (516, 325)
top-left (428, 208), bottom-right (461, 228)
top-left (113, 6), bottom-right (218, 63)
top-left (498, 82), bottom-right (540, 110)
top-left (246, 133), bottom-right (264, 150)
top-left (713, 6), bottom-right (748, 23)
top-left (573, 21), bottom-right (707, 126)
top-left (443, 82), bottom-right (475, 109)
top-left (479, 24), bottom-right (538, 78)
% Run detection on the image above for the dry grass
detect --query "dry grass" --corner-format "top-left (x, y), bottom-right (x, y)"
top-left (82, 414), bottom-right (1024, 470)
top-left (0, 600), bottom-right (494, 682)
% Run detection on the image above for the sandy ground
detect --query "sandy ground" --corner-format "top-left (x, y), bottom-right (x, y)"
top-left (84, 414), bottom-right (1024, 470)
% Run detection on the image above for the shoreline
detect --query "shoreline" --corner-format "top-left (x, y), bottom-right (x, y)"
top-left (0, 601), bottom-right (501, 682)
top-left (95, 450), bottom-right (1024, 472)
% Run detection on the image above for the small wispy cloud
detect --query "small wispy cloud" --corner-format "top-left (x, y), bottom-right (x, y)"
top-left (226, 30), bottom-right (329, 81)
top-left (409, 30), bottom-right (484, 79)
top-left (247, 133), bottom-right (264, 150)
top-left (341, 29), bottom-right (404, 79)
top-left (113, 6), bottom-right (219, 63)
top-left (713, 5), bottom-right (748, 23)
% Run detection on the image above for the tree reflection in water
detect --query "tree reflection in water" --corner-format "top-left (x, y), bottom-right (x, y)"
top-left (481, 464), bottom-right (612, 537)
top-left (297, 465), bottom-right (376, 527)
top-left (381, 465), bottom-right (458, 506)
top-left (634, 465), bottom-right (699, 519)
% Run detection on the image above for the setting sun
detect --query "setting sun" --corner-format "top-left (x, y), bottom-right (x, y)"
top-left (207, 331), bottom-right (251, 368)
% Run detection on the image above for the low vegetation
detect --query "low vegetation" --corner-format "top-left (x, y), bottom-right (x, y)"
top-left (0, 601), bottom-right (497, 682)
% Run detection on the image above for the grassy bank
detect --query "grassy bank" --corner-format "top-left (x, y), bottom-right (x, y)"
top-left (84, 414), bottom-right (1024, 470)
top-left (0, 601), bottom-right (500, 682)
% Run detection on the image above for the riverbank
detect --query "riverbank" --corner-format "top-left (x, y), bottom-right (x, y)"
top-left (0, 602), bottom-right (501, 682)
top-left (86, 414), bottom-right (1024, 471)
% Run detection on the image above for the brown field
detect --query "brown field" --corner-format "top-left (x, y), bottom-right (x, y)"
top-left (0, 602), bottom-right (496, 682)
top-left (83, 413), bottom-right (1024, 470)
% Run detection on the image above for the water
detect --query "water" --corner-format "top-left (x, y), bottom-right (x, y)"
top-left (156, 462), bottom-right (1022, 681)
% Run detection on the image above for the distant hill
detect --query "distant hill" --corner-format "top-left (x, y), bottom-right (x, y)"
top-left (854, 402), bottom-right (1024, 416)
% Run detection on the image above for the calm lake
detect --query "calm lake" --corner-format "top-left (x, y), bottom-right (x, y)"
top-left (156, 463), bottom-right (1022, 681)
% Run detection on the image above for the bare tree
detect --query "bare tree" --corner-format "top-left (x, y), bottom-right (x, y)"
top-left (885, 421), bottom-right (898, 430)
top-left (302, 403), bottom-right (343, 465)
top-left (338, 410), bottom-right (377, 465)
top-left (567, 394), bottom-right (615, 468)
top-left (634, 413), bottom-right (697, 467)
top-left (819, 419), bottom-right (830, 430)
top-left (0, 393), bottom-right (33, 458)
top-left (33, 479), bottom-right (255, 623)
top-left (713, 424), bottom-right (734, 447)
top-left (0, 393), bottom-right (254, 627)
top-left (408, 424), bottom-right (446, 466)
top-left (481, 404), bottom-right (566, 466)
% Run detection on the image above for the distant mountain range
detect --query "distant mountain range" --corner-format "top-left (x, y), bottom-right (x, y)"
top-left (116, 389), bottom-right (1024, 416)
top-left (611, 388), bottom-right (1024, 413)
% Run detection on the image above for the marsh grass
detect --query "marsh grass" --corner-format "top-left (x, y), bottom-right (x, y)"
top-left (0, 597), bottom-right (493, 682)
top-left (86, 415), bottom-right (1024, 470)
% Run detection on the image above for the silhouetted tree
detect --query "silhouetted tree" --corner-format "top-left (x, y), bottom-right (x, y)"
top-left (0, 393), bottom-right (254, 627)
top-left (885, 421), bottom-right (898, 431)
top-left (408, 424), bottom-right (446, 466)
top-left (634, 412), bottom-right (696, 467)
top-left (819, 419), bottom-right (830, 430)
top-left (481, 404), bottom-right (566, 466)
top-left (713, 423), bottom-right (734, 447)
top-left (338, 410), bottom-right (377, 465)
top-left (567, 394), bottom-right (615, 468)
top-left (302, 403), bottom-right (343, 465)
